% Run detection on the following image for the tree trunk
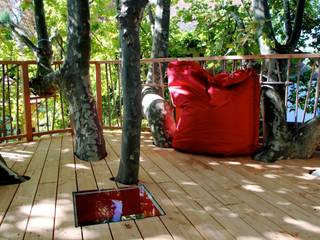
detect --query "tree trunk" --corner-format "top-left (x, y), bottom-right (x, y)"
top-left (0, 0), bottom-right (57, 96)
top-left (115, 0), bottom-right (147, 185)
top-left (141, 0), bottom-right (176, 148)
top-left (1, 0), bottom-right (107, 161)
top-left (255, 87), bottom-right (320, 162)
top-left (252, 0), bottom-right (320, 162)
top-left (59, 0), bottom-right (106, 161)
top-left (0, 154), bottom-right (30, 185)
top-left (30, 0), bottom-right (58, 97)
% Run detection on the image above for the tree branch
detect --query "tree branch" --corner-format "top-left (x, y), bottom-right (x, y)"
top-left (50, 31), bottom-right (65, 59)
top-left (285, 0), bottom-right (306, 50)
top-left (252, 0), bottom-right (280, 53)
top-left (147, 3), bottom-right (155, 32)
top-left (9, 24), bottom-right (39, 53)
top-left (283, 0), bottom-right (292, 42)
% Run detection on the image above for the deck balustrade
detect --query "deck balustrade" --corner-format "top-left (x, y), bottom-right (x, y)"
top-left (1, 54), bottom-right (320, 143)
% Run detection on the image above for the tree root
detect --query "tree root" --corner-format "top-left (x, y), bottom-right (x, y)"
top-left (254, 87), bottom-right (320, 162)
top-left (142, 87), bottom-right (176, 148)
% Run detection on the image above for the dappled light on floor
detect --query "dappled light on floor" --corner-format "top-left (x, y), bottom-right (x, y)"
top-left (0, 151), bottom-right (31, 161)
top-left (275, 201), bottom-right (291, 206)
top-left (241, 184), bottom-right (265, 192)
top-left (225, 161), bottom-right (241, 165)
top-left (284, 217), bottom-right (320, 233)
top-left (263, 173), bottom-right (280, 179)
top-left (1, 132), bottom-right (320, 239)
top-left (275, 188), bottom-right (291, 194)
top-left (263, 231), bottom-right (297, 240)
top-left (295, 173), bottom-right (319, 180)
top-left (61, 148), bottom-right (71, 153)
top-left (65, 163), bottom-right (90, 170)
top-left (265, 164), bottom-right (283, 169)
top-left (180, 181), bottom-right (198, 186)
top-left (244, 163), bottom-right (265, 170)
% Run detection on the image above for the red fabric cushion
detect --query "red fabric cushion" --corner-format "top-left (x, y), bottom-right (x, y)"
top-left (167, 61), bottom-right (260, 156)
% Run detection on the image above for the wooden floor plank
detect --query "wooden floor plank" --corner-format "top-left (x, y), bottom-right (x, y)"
top-left (140, 148), bottom-right (266, 239)
top-left (109, 221), bottom-right (142, 240)
top-left (107, 135), bottom-right (203, 240)
top-left (146, 183), bottom-right (204, 240)
top-left (159, 181), bottom-right (234, 240)
top-left (0, 130), bottom-right (319, 240)
top-left (74, 141), bottom-right (113, 240)
top-left (151, 148), bottom-right (294, 236)
top-left (108, 132), bottom-right (214, 239)
top-left (104, 133), bottom-right (175, 240)
top-left (54, 135), bottom-right (82, 240)
top-left (156, 148), bottom-right (320, 239)
top-left (24, 136), bottom-right (62, 240)
top-left (135, 217), bottom-right (173, 240)
top-left (195, 156), bottom-right (320, 233)
top-left (0, 138), bottom-right (51, 240)
top-left (0, 141), bottom-right (38, 225)
top-left (0, 141), bottom-right (26, 168)
top-left (219, 158), bottom-right (320, 215)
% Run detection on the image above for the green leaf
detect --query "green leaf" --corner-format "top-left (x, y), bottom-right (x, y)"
top-left (0, 11), bottom-right (11, 25)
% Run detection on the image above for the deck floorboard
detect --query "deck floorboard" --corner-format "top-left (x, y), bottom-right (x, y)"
top-left (0, 130), bottom-right (319, 240)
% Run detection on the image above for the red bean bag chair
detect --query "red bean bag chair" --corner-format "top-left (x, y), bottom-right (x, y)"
top-left (167, 61), bottom-right (260, 156)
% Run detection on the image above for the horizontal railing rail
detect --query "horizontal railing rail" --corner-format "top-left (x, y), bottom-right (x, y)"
top-left (0, 54), bottom-right (319, 143)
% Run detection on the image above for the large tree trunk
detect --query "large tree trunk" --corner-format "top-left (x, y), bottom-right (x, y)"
top-left (141, 0), bottom-right (176, 148)
top-left (115, 0), bottom-right (147, 185)
top-left (252, 0), bottom-right (320, 162)
top-left (0, 154), bottom-right (30, 185)
top-left (255, 87), bottom-right (320, 162)
top-left (59, 0), bottom-right (106, 161)
top-left (28, 0), bottom-right (107, 161)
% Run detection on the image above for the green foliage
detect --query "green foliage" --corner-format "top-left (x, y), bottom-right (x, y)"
top-left (1, 0), bottom-right (319, 60)
top-left (269, 0), bottom-right (320, 50)
top-left (0, 11), bottom-right (11, 25)
top-left (0, 0), bottom-right (319, 131)
top-left (169, 0), bottom-right (259, 57)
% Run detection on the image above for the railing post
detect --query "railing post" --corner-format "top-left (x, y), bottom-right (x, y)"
top-left (21, 63), bottom-right (33, 141)
top-left (95, 63), bottom-right (103, 126)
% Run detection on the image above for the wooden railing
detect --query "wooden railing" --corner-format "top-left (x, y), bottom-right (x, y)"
top-left (1, 54), bottom-right (320, 143)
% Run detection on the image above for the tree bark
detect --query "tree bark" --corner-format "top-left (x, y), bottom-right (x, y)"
top-left (255, 87), bottom-right (320, 162)
top-left (30, 0), bottom-right (58, 97)
top-left (59, 0), bottom-right (107, 161)
top-left (115, 0), bottom-right (147, 185)
top-left (0, 1), bottom-right (57, 96)
top-left (2, 0), bottom-right (107, 161)
top-left (141, 0), bottom-right (176, 148)
top-left (252, 0), bottom-right (320, 162)
top-left (0, 154), bottom-right (30, 185)
top-left (21, 0), bottom-right (107, 161)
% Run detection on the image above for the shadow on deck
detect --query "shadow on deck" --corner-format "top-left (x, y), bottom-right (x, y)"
top-left (0, 130), bottom-right (319, 240)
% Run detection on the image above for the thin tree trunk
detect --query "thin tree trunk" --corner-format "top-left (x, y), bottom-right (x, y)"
top-left (34, 0), bottom-right (52, 77)
top-left (29, 0), bottom-right (58, 97)
top-left (0, 154), bottom-right (30, 185)
top-left (0, 0), bottom-right (57, 96)
top-left (115, 0), bottom-right (147, 184)
top-left (141, 0), bottom-right (176, 148)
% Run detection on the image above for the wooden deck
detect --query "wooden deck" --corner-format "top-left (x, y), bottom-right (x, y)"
top-left (0, 130), bottom-right (319, 240)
